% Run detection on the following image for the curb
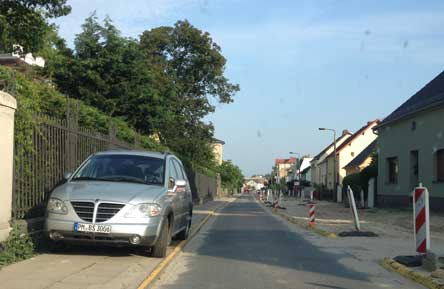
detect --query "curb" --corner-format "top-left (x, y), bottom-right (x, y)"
top-left (381, 257), bottom-right (444, 289)
top-left (136, 199), bottom-right (233, 289)
top-left (265, 204), bottom-right (337, 239)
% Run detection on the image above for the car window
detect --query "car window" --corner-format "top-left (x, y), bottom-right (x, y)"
top-left (72, 154), bottom-right (165, 185)
top-left (168, 159), bottom-right (180, 189)
top-left (172, 159), bottom-right (186, 180)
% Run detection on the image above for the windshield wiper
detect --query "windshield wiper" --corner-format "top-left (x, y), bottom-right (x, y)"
top-left (71, 176), bottom-right (108, 181)
top-left (102, 177), bottom-right (148, 185)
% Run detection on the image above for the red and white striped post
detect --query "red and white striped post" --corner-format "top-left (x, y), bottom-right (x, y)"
top-left (308, 204), bottom-right (315, 228)
top-left (413, 186), bottom-right (430, 254)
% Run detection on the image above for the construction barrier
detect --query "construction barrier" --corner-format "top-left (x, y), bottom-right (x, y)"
top-left (413, 186), bottom-right (430, 254)
top-left (346, 186), bottom-right (361, 231)
top-left (308, 203), bottom-right (315, 228)
top-left (267, 189), bottom-right (274, 204)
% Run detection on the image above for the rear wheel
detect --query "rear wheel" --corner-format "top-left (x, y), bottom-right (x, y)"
top-left (176, 214), bottom-right (192, 240)
top-left (150, 218), bottom-right (170, 258)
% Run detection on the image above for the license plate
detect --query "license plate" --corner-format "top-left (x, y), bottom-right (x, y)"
top-left (74, 223), bottom-right (111, 233)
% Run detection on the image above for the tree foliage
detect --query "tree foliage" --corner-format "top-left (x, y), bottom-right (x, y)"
top-left (47, 16), bottom-right (239, 169)
top-left (0, 0), bottom-right (71, 53)
top-left (342, 152), bottom-right (378, 200)
top-left (218, 160), bottom-right (244, 192)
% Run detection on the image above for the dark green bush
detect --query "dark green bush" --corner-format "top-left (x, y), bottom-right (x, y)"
top-left (0, 223), bottom-right (34, 267)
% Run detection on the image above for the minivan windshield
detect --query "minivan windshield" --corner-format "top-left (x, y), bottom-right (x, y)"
top-left (72, 154), bottom-right (165, 186)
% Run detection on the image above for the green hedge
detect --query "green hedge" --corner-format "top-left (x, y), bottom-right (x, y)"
top-left (0, 66), bottom-right (168, 155)
top-left (342, 153), bottom-right (378, 201)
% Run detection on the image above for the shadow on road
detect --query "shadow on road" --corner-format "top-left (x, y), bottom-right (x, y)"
top-left (38, 200), bottom-right (226, 258)
top-left (187, 195), bottom-right (371, 283)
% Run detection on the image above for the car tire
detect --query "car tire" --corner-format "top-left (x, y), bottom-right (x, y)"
top-left (150, 218), bottom-right (170, 258)
top-left (176, 214), bottom-right (192, 240)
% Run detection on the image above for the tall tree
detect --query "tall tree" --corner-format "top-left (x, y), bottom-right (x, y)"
top-left (140, 20), bottom-right (239, 165)
top-left (0, 0), bottom-right (71, 53)
top-left (49, 16), bottom-right (239, 169)
top-left (218, 160), bottom-right (244, 192)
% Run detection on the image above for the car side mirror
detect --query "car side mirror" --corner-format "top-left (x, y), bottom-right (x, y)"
top-left (168, 179), bottom-right (187, 194)
top-left (64, 172), bottom-right (72, 180)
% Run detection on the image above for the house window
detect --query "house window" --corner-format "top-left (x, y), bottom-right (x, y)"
top-left (387, 157), bottom-right (398, 184)
top-left (411, 121), bottom-right (416, 131)
top-left (436, 149), bottom-right (444, 182)
top-left (351, 152), bottom-right (355, 157)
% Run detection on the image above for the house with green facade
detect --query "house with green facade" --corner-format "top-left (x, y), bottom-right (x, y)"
top-left (375, 71), bottom-right (444, 211)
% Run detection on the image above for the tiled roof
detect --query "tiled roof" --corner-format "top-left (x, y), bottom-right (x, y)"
top-left (326, 119), bottom-right (379, 158)
top-left (212, 138), bottom-right (225, 145)
top-left (301, 166), bottom-right (311, 174)
top-left (275, 157), bottom-right (297, 165)
top-left (378, 71), bottom-right (444, 128)
top-left (343, 140), bottom-right (377, 169)
top-left (312, 134), bottom-right (351, 161)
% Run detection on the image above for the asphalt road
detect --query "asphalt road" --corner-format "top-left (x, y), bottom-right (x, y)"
top-left (151, 195), bottom-right (423, 289)
top-left (0, 199), bottom-right (231, 289)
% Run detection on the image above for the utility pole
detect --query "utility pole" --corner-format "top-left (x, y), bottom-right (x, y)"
top-left (289, 152), bottom-right (301, 198)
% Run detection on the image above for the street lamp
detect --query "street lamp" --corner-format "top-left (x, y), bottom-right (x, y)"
top-left (319, 128), bottom-right (337, 201)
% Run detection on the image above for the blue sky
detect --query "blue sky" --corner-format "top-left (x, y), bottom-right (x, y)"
top-left (53, 0), bottom-right (444, 176)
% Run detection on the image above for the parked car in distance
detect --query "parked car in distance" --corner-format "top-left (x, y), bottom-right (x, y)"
top-left (45, 150), bottom-right (193, 258)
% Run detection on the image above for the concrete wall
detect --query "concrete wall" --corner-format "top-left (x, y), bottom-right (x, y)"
top-left (186, 168), bottom-right (219, 204)
top-left (0, 91), bottom-right (17, 241)
top-left (378, 107), bottom-right (444, 211)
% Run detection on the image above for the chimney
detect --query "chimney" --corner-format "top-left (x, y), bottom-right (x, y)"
top-left (342, 129), bottom-right (350, 136)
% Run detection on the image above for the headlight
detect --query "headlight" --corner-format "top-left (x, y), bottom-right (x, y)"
top-left (47, 198), bottom-right (68, 214)
top-left (124, 203), bottom-right (161, 218)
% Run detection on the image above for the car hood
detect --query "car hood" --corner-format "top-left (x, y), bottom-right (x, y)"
top-left (51, 181), bottom-right (166, 204)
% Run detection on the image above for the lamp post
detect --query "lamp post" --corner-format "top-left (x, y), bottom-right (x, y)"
top-left (319, 128), bottom-right (337, 201)
top-left (289, 152), bottom-right (301, 198)
top-left (289, 152), bottom-right (301, 176)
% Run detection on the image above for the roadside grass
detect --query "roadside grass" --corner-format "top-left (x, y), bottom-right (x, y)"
top-left (271, 208), bottom-right (337, 238)
top-left (381, 258), bottom-right (444, 289)
top-left (0, 223), bottom-right (35, 268)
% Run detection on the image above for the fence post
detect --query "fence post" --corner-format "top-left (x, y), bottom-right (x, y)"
top-left (108, 123), bottom-right (116, 149)
top-left (65, 99), bottom-right (79, 172)
top-left (0, 91), bottom-right (17, 241)
top-left (134, 133), bottom-right (140, 149)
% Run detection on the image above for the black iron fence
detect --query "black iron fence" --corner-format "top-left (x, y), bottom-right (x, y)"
top-left (13, 104), bottom-right (136, 219)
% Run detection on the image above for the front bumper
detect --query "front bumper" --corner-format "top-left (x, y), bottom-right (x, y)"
top-left (45, 216), bottom-right (162, 247)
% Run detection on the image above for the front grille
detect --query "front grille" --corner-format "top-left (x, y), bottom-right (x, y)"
top-left (96, 203), bottom-right (125, 223)
top-left (71, 201), bottom-right (124, 223)
top-left (71, 201), bottom-right (94, 222)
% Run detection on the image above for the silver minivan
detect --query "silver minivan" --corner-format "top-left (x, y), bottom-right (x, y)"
top-left (45, 150), bottom-right (193, 258)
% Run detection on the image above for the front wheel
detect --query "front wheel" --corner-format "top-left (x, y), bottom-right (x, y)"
top-left (150, 218), bottom-right (170, 258)
top-left (176, 214), bottom-right (192, 240)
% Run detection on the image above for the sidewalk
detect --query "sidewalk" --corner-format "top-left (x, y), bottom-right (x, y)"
top-left (0, 197), bottom-right (235, 289)
top-left (272, 197), bottom-right (444, 287)
top-left (280, 198), bottom-right (444, 245)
